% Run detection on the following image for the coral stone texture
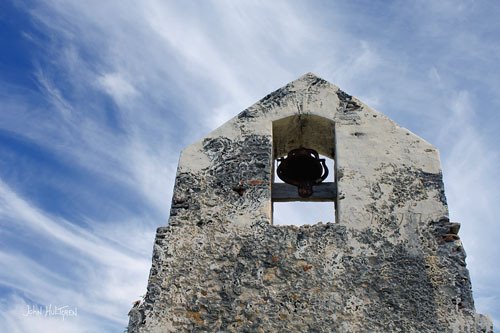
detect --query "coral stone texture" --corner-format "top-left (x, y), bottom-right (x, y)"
top-left (128, 73), bottom-right (492, 332)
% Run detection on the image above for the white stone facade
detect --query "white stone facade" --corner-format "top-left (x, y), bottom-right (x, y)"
top-left (128, 73), bottom-right (492, 332)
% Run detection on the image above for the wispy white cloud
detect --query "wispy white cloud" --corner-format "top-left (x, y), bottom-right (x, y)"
top-left (0, 179), bottom-right (151, 331)
top-left (98, 72), bottom-right (138, 106)
top-left (1, 0), bottom-right (498, 331)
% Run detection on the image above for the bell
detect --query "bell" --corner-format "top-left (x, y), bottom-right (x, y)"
top-left (277, 147), bottom-right (329, 198)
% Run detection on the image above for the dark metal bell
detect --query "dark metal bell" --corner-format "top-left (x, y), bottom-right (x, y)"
top-left (277, 147), bottom-right (329, 198)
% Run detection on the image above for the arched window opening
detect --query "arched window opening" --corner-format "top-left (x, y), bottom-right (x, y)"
top-left (271, 115), bottom-right (337, 225)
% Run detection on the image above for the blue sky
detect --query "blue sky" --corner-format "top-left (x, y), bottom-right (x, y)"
top-left (0, 1), bottom-right (499, 331)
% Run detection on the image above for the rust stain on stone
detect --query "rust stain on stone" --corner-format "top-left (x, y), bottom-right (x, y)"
top-left (442, 234), bottom-right (460, 242)
top-left (302, 264), bottom-right (313, 272)
top-left (186, 310), bottom-right (203, 324)
top-left (247, 179), bottom-right (265, 186)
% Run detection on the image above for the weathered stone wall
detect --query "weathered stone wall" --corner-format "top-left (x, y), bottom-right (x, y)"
top-left (128, 73), bottom-right (492, 332)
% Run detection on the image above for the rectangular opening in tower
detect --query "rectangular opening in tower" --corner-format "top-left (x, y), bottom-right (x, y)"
top-left (273, 201), bottom-right (335, 225)
top-left (271, 114), bottom-right (337, 225)
top-left (272, 155), bottom-right (336, 225)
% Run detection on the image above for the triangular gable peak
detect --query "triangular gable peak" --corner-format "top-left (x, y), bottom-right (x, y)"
top-left (174, 72), bottom-right (445, 231)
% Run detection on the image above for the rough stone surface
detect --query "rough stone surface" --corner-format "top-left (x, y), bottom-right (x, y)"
top-left (128, 73), bottom-right (492, 332)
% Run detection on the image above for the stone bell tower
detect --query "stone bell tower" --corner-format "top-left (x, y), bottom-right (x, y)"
top-left (128, 73), bottom-right (492, 332)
